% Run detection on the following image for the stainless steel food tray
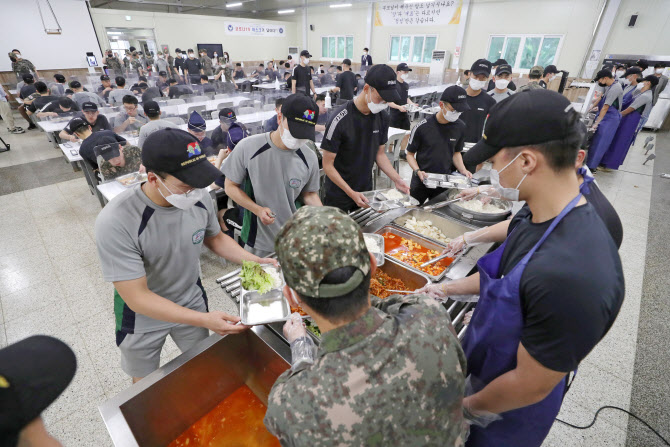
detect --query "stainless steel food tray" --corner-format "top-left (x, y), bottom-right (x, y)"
top-left (239, 289), bottom-right (290, 326)
top-left (363, 233), bottom-right (385, 266)
top-left (362, 188), bottom-right (419, 212)
top-left (392, 209), bottom-right (477, 248)
top-left (115, 172), bottom-right (147, 187)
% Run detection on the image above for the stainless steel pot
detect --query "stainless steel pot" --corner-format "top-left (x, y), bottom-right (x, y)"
top-left (446, 190), bottom-right (512, 223)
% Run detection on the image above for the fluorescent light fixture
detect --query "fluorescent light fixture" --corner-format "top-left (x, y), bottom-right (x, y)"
top-left (278, 9), bottom-right (295, 14)
top-left (330, 3), bottom-right (352, 7)
top-left (107, 32), bottom-right (124, 35)
top-left (125, 15), bottom-right (132, 20)
top-left (226, 2), bottom-right (242, 7)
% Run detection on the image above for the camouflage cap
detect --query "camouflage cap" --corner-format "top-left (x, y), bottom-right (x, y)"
top-left (529, 65), bottom-right (544, 77)
top-left (275, 206), bottom-right (370, 299)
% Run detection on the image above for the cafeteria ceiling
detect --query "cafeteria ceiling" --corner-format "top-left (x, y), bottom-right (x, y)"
top-left (88, 0), bottom-right (377, 19)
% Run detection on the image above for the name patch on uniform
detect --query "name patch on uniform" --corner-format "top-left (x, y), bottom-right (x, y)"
top-left (192, 228), bottom-right (206, 244)
top-left (289, 178), bottom-right (302, 189)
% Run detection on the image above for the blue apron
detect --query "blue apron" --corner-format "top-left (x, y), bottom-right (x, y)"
top-left (586, 88), bottom-right (622, 170)
top-left (462, 193), bottom-right (584, 447)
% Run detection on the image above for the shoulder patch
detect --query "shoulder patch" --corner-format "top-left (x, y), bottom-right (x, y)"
top-left (408, 119), bottom-right (427, 146)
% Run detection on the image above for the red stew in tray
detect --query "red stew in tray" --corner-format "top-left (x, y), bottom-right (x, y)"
top-left (381, 232), bottom-right (453, 276)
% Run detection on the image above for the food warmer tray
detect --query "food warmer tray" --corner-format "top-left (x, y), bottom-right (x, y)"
top-left (444, 189), bottom-right (512, 223)
top-left (392, 209), bottom-right (478, 248)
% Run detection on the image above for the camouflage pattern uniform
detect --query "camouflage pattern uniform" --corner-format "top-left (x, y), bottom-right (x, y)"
top-left (99, 145), bottom-right (142, 181)
top-left (106, 55), bottom-right (123, 76)
top-left (266, 206), bottom-right (467, 447)
top-left (518, 65), bottom-right (545, 92)
top-left (11, 54), bottom-right (36, 80)
top-left (200, 54), bottom-right (214, 76)
top-left (145, 54), bottom-right (155, 73)
top-left (130, 54), bottom-right (143, 75)
top-left (166, 53), bottom-right (175, 74)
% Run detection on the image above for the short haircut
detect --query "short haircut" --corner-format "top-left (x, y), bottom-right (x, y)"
top-left (200, 75), bottom-right (209, 81)
top-left (529, 71), bottom-right (541, 80)
top-left (284, 72), bottom-right (291, 78)
top-left (464, 69), bottom-right (471, 75)
top-left (35, 81), bottom-right (48, 93)
top-left (259, 63), bottom-right (264, 67)
top-left (336, 66), bottom-right (342, 71)
top-left (655, 63), bottom-right (665, 68)
top-left (284, 63), bottom-right (290, 68)
top-left (275, 97), bottom-right (285, 108)
top-left (116, 76), bottom-right (126, 87)
top-left (355, 74), bottom-right (361, 78)
top-left (236, 63), bottom-right (242, 67)
top-left (298, 267), bottom-right (371, 322)
top-left (168, 78), bottom-right (177, 84)
top-left (507, 110), bottom-right (586, 173)
top-left (315, 93), bottom-right (326, 103)
top-left (287, 55), bottom-right (292, 60)
top-left (139, 76), bottom-right (148, 82)
top-left (12, 49), bottom-right (20, 53)
top-left (59, 97), bottom-right (73, 108)
top-left (138, 82), bottom-right (148, 89)
top-left (122, 95), bottom-right (138, 105)
top-left (188, 49), bottom-right (194, 53)
top-left (363, 47), bottom-right (369, 51)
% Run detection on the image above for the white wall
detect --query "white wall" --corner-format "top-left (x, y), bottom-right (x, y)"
top-left (89, 9), bottom-right (300, 62)
top-left (0, 0), bottom-right (103, 71)
top-left (603, 0), bottom-right (670, 57)
top-left (304, 4), bottom-right (368, 61)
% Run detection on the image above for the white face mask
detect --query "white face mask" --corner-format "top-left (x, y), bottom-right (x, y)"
top-left (303, 57), bottom-right (310, 64)
top-left (363, 52), bottom-right (368, 55)
top-left (157, 178), bottom-right (206, 210)
top-left (490, 152), bottom-right (527, 202)
top-left (213, 53), bottom-right (218, 57)
top-left (469, 78), bottom-right (487, 91)
top-left (616, 70), bottom-right (625, 77)
top-left (366, 89), bottom-right (388, 114)
top-left (442, 107), bottom-right (461, 122)
top-left (495, 79), bottom-right (510, 90)
top-left (635, 83), bottom-right (645, 91)
top-left (656, 68), bottom-right (664, 74)
top-left (14, 53), bottom-right (21, 59)
top-left (623, 78), bottom-right (631, 86)
top-left (401, 73), bottom-right (409, 81)
top-left (279, 124), bottom-right (307, 150)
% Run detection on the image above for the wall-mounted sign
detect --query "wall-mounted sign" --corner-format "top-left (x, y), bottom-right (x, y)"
top-left (374, 0), bottom-right (463, 27)
top-left (224, 22), bottom-right (286, 37)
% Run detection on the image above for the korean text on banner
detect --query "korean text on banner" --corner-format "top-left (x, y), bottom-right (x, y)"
top-left (374, 0), bottom-right (462, 27)
top-left (224, 22), bottom-right (287, 37)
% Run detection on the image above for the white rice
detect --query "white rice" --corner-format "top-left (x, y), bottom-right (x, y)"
top-left (403, 217), bottom-right (451, 245)
top-left (364, 235), bottom-right (382, 253)
top-left (384, 189), bottom-right (405, 201)
top-left (459, 199), bottom-right (504, 213)
top-left (263, 266), bottom-right (283, 289)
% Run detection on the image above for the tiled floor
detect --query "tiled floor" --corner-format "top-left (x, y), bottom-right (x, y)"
top-left (0, 113), bottom-right (664, 446)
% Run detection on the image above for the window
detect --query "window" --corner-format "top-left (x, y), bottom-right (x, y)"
top-left (486, 35), bottom-right (563, 72)
top-left (389, 34), bottom-right (438, 64)
top-left (321, 35), bottom-right (353, 59)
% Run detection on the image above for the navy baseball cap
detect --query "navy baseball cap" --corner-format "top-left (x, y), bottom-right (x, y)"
top-left (642, 75), bottom-right (659, 86)
top-left (396, 63), bottom-right (412, 72)
top-left (96, 143), bottom-right (122, 161)
top-left (364, 64), bottom-right (401, 103)
top-left (624, 67), bottom-right (642, 78)
top-left (281, 93), bottom-right (319, 140)
top-left (142, 128), bottom-right (222, 188)
top-left (81, 102), bottom-right (98, 112)
top-left (440, 85), bottom-right (471, 112)
top-left (226, 123), bottom-right (247, 149)
top-left (218, 108), bottom-right (236, 121)
top-left (464, 89), bottom-right (583, 167)
top-left (594, 69), bottom-right (614, 82)
top-left (471, 59), bottom-right (492, 76)
top-left (492, 59), bottom-right (508, 66)
top-left (143, 100), bottom-right (160, 117)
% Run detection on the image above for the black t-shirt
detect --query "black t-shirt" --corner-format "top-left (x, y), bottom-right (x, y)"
top-left (183, 58), bottom-right (201, 75)
top-left (168, 84), bottom-right (193, 98)
top-left (292, 65), bottom-right (312, 91)
top-left (322, 101), bottom-right (389, 207)
top-left (97, 85), bottom-right (114, 101)
top-left (487, 79), bottom-right (517, 92)
top-left (211, 126), bottom-right (228, 149)
top-left (390, 81), bottom-right (410, 120)
top-left (20, 84), bottom-right (37, 100)
top-left (26, 95), bottom-right (59, 113)
top-left (64, 114), bottom-right (112, 134)
top-left (42, 101), bottom-right (80, 114)
top-left (501, 202), bottom-right (624, 372)
top-left (336, 71), bottom-right (357, 100)
top-left (234, 69), bottom-right (246, 80)
top-left (581, 179), bottom-right (623, 248)
top-left (539, 80), bottom-right (547, 89)
top-left (79, 130), bottom-right (127, 170)
top-left (406, 115), bottom-right (465, 174)
top-left (460, 92), bottom-right (496, 143)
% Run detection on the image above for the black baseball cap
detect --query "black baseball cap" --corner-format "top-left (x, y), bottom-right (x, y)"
top-left (471, 59), bottom-right (492, 76)
top-left (143, 100), bottom-right (160, 117)
top-left (495, 64), bottom-right (512, 75)
top-left (175, 48), bottom-right (182, 53)
top-left (594, 69), bottom-right (614, 81)
top-left (96, 143), bottom-right (121, 161)
top-left (364, 64), bottom-right (401, 103)
top-left (464, 89), bottom-right (582, 167)
top-left (218, 108), bottom-right (237, 120)
top-left (635, 59), bottom-right (649, 69)
top-left (81, 102), bottom-right (98, 112)
top-left (142, 128), bottom-right (222, 188)
top-left (138, 82), bottom-right (149, 89)
top-left (440, 85), bottom-right (471, 112)
top-left (300, 50), bottom-right (312, 58)
top-left (100, 75), bottom-right (110, 81)
top-left (22, 74), bottom-right (34, 82)
top-left (67, 117), bottom-right (90, 133)
top-left (281, 93), bottom-right (319, 140)
top-left (159, 70), bottom-right (168, 76)
top-left (0, 336), bottom-right (77, 446)
top-left (624, 67), bottom-right (642, 77)
top-left (396, 63), bottom-right (412, 72)
top-left (342, 58), bottom-right (352, 66)
top-left (493, 58), bottom-right (508, 66)
top-left (642, 75), bottom-right (659, 86)
top-left (69, 80), bottom-right (81, 89)
top-left (543, 65), bottom-right (559, 75)
top-left (54, 74), bottom-right (66, 82)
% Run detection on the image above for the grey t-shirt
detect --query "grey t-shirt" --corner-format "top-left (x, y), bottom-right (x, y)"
top-left (630, 89), bottom-right (653, 118)
top-left (95, 184), bottom-right (220, 333)
top-left (222, 132), bottom-right (320, 252)
top-left (487, 89), bottom-right (514, 103)
top-left (113, 110), bottom-right (149, 132)
top-left (109, 88), bottom-right (134, 105)
top-left (604, 82), bottom-right (623, 111)
top-left (138, 118), bottom-right (177, 148)
top-left (72, 91), bottom-right (106, 109)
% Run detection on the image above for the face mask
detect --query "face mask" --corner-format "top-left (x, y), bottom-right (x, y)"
top-left (656, 68), bottom-right (664, 74)
top-left (469, 78), bottom-right (487, 91)
top-left (495, 79), bottom-right (510, 90)
top-left (213, 53), bottom-right (218, 57)
top-left (623, 78), bottom-right (631, 86)
top-left (279, 124), bottom-right (307, 150)
top-left (401, 73), bottom-right (409, 81)
top-left (442, 107), bottom-right (461, 122)
top-left (363, 52), bottom-right (368, 55)
top-left (157, 178), bottom-right (206, 210)
top-left (14, 54), bottom-right (21, 59)
top-left (616, 70), bottom-right (625, 77)
top-left (636, 83), bottom-right (645, 91)
top-left (366, 89), bottom-right (388, 114)
top-left (490, 152), bottom-right (527, 201)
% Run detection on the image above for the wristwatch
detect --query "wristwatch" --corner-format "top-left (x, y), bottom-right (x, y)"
top-left (413, 169), bottom-right (420, 175)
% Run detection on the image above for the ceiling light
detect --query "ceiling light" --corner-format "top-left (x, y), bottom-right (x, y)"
top-left (330, 3), bottom-right (352, 7)
top-left (278, 9), bottom-right (295, 14)
top-left (107, 32), bottom-right (124, 35)
top-left (226, 2), bottom-right (242, 7)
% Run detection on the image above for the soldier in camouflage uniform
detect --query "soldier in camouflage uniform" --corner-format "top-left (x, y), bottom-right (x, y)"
top-left (265, 206), bottom-right (467, 447)
top-left (517, 65), bottom-right (545, 92)
top-left (97, 143), bottom-right (143, 181)
top-left (122, 51), bottom-right (131, 75)
top-left (103, 50), bottom-right (123, 77)
top-left (9, 50), bottom-right (40, 82)
top-left (199, 50), bottom-right (214, 77)
top-left (130, 52), bottom-right (144, 76)
top-left (165, 49), bottom-right (175, 76)
top-left (145, 52), bottom-right (155, 74)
